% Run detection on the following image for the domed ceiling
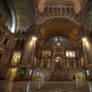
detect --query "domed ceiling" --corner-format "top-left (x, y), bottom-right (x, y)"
top-left (0, 0), bottom-right (86, 34)
top-left (40, 20), bottom-right (79, 45)
top-left (0, 0), bottom-right (35, 33)
top-left (0, 0), bottom-right (12, 31)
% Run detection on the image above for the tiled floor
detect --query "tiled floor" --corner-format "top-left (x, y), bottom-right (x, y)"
top-left (0, 81), bottom-right (92, 92)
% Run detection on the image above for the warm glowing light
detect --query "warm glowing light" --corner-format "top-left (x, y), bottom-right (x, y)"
top-left (55, 38), bottom-right (58, 42)
top-left (66, 51), bottom-right (75, 58)
top-left (57, 42), bottom-right (61, 46)
top-left (86, 41), bottom-right (89, 48)
top-left (56, 59), bottom-right (59, 63)
top-left (29, 36), bottom-right (37, 46)
top-left (72, 51), bottom-right (75, 58)
top-left (32, 36), bottom-right (37, 42)
top-left (12, 52), bottom-right (21, 65)
top-left (29, 41), bottom-right (34, 46)
top-left (82, 37), bottom-right (87, 43)
top-left (66, 51), bottom-right (69, 57)
top-left (70, 51), bottom-right (72, 57)
top-left (82, 37), bottom-right (90, 48)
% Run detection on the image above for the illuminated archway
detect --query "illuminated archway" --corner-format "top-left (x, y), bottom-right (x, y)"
top-left (39, 18), bottom-right (80, 46)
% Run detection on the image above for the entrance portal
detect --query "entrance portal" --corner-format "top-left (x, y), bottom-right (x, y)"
top-left (6, 68), bottom-right (17, 80)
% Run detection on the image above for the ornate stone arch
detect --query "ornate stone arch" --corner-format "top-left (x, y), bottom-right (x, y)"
top-left (36, 17), bottom-right (81, 48)
top-left (38, 17), bottom-right (80, 28)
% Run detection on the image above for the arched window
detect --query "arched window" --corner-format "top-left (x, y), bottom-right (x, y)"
top-left (44, 7), bottom-right (48, 13)
top-left (58, 8), bottom-right (61, 13)
top-left (71, 8), bottom-right (75, 14)
top-left (62, 8), bottom-right (65, 14)
top-left (49, 7), bottom-right (52, 13)
top-left (66, 8), bottom-right (70, 14)
top-left (54, 8), bottom-right (57, 14)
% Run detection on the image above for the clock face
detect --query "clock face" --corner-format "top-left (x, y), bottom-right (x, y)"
top-left (55, 56), bottom-right (62, 63)
top-left (55, 56), bottom-right (62, 70)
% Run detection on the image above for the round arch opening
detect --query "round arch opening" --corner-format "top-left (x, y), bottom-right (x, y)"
top-left (39, 18), bottom-right (80, 46)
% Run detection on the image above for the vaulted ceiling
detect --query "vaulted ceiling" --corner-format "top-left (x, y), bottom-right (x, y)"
top-left (0, 0), bottom-right (11, 30)
top-left (40, 20), bottom-right (79, 45)
top-left (0, 0), bottom-right (88, 33)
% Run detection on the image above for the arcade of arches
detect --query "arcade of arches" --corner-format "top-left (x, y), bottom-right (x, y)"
top-left (0, 0), bottom-right (92, 83)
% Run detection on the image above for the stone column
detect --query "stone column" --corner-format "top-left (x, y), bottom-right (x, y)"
top-left (21, 35), bottom-right (37, 65)
top-left (16, 35), bottom-right (37, 80)
top-left (41, 59), bottom-right (43, 68)
top-left (74, 60), bottom-right (77, 68)
top-left (67, 59), bottom-right (70, 69)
